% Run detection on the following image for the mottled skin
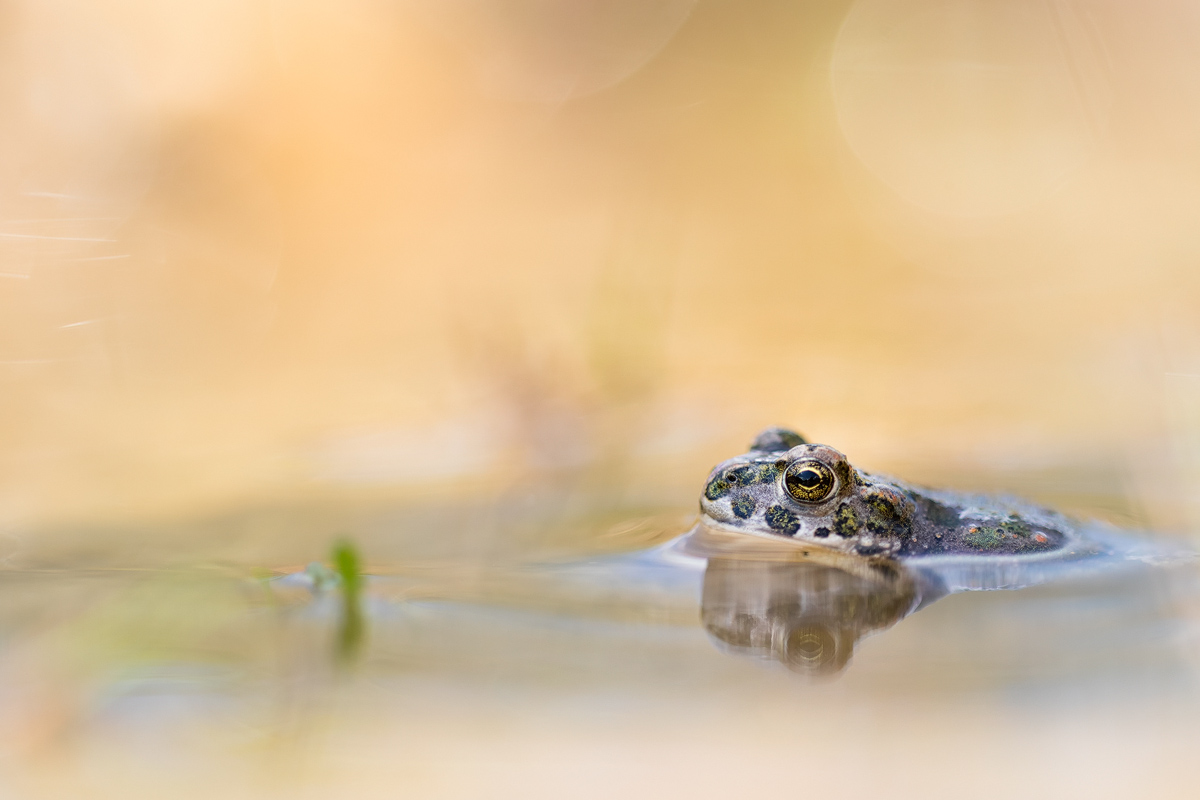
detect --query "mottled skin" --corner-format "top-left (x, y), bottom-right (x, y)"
top-left (701, 427), bottom-right (1070, 559)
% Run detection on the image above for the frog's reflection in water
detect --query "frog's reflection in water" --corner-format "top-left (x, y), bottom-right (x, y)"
top-left (701, 556), bottom-right (942, 675)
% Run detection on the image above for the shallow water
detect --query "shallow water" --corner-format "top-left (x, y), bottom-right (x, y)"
top-left (2, 496), bottom-right (1198, 800)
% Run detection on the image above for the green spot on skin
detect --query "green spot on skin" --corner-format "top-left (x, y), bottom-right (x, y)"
top-left (865, 495), bottom-right (896, 519)
top-left (861, 487), bottom-right (914, 538)
top-left (705, 478), bottom-right (731, 500)
top-left (764, 505), bottom-right (799, 535)
top-left (834, 504), bottom-right (860, 538)
top-left (998, 517), bottom-right (1031, 538)
top-left (962, 517), bottom-right (1043, 551)
top-left (865, 501), bottom-right (912, 537)
top-left (962, 527), bottom-right (1004, 550)
top-left (731, 495), bottom-right (756, 519)
top-left (332, 539), bottom-right (366, 665)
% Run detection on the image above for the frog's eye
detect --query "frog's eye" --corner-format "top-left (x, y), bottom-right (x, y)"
top-left (783, 460), bottom-right (837, 503)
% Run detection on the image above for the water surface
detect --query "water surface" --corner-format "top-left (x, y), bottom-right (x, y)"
top-left (1, 496), bottom-right (1196, 799)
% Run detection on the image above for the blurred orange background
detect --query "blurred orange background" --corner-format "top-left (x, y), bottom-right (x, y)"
top-left (3, 0), bottom-right (1200, 540)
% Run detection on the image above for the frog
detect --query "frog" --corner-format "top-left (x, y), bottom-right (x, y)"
top-left (700, 427), bottom-right (1076, 559)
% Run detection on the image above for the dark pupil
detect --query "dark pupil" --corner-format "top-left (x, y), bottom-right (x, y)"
top-left (795, 469), bottom-right (823, 488)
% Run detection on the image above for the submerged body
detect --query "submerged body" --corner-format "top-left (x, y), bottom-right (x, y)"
top-left (701, 427), bottom-right (1080, 559)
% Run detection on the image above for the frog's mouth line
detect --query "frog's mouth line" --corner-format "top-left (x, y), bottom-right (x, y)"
top-left (678, 520), bottom-right (906, 579)
top-left (698, 497), bottom-right (856, 545)
top-left (691, 513), bottom-right (866, 556)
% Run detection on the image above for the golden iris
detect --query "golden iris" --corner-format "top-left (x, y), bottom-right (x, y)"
top-left (783, 460), bottom-right (837, 503)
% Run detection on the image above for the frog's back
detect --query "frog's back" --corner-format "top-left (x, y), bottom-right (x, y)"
top-left (883, 478), bottom-right (1076, 558)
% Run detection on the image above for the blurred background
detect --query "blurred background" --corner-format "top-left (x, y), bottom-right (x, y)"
top-left (4, 0), bottom-right (1200, 551)
top-left (4, 1), bottom-right (1200, 798)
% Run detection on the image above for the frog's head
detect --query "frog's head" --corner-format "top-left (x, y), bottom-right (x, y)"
top-left (699, 427), bottom-right (913, 557)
